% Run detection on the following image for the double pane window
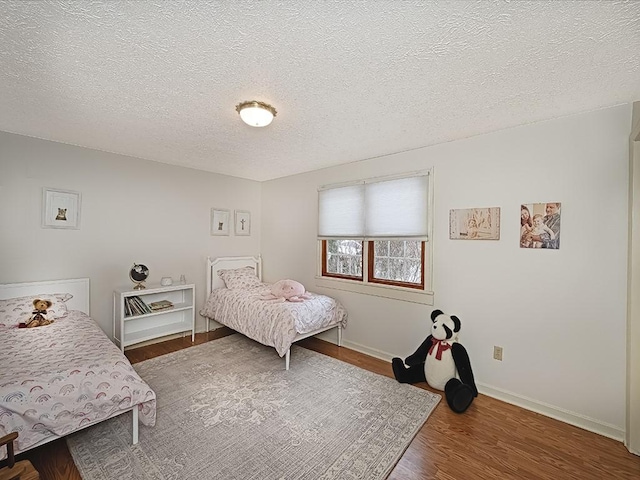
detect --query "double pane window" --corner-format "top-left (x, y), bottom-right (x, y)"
top-left (318, 172), bottom-right (430, 290)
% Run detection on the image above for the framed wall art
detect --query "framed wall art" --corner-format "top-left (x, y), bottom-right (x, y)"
top-left (210, 208), bottom-right (230, 236)
top-left (42, 187), bottom-right (81, 229)
top-left (519, 202), bottom-right (561, 249)
top-left (449, 207), bottom-right (500, 240)
top-left (234, 210), bottom-right (251, 236)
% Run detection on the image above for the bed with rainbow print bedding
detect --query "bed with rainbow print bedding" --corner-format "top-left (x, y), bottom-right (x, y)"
top-left (0, 278), bottom-right (156, 456)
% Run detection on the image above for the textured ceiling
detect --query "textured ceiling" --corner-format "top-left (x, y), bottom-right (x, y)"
top-left (1, 1), bottom-right (639, 182)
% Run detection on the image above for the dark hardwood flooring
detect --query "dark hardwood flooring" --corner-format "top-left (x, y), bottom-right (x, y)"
top-left (5, 330), bottom-right (640, 479)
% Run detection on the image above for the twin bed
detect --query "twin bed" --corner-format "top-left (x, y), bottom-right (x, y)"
top-left (1, 257), bottom-right (346, 456)
top-left (201, 256), bottom-right (347, 370)
top-left (0, 278), bottom-right (156, 456)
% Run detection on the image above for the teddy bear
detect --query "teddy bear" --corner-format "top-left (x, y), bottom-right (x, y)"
top-left (261, 279), bottom-right (312, 303)
top-left (391, 309), bottom-right (477, 413)
top-left (24, 299), bottom-right (54, 328)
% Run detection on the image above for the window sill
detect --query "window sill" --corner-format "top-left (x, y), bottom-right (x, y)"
top-left (314, 276), bottom-right (434, 305)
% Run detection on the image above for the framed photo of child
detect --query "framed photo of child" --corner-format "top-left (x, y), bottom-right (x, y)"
top-left (520, 202), bottom-right (561, 249)
top-left (449, 207), bottom-right (500, 240)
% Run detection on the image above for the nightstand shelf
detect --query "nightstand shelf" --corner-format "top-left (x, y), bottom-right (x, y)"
top-left (113, 283), bottom-right (195, 352)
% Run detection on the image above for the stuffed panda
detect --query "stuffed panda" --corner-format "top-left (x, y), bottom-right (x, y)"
top-left (391, 309), bottom-right (477, 413)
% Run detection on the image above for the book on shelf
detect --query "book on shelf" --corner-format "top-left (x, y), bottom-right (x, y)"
top-left (148, 299), bottom-right (174, 311)
top-left (124, 296), bottom-right (151, 316)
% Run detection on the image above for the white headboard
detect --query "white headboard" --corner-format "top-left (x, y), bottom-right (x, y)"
top-left (206, 256), bottom-right (262, 294)
top-left (0, 278), bottom-right (90, 315)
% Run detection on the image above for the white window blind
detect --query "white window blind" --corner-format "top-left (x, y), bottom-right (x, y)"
top-left (318, 173), bottom-right (429, 239)
top-left (318, 184), bottom-right (365, 237)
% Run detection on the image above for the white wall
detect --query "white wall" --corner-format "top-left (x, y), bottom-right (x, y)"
top-left (0, 131), bottom-right (261, 336)
top-left (261, 104), bottom-right (631, 440)
top-left (0, 105), bottom-right (631, 440)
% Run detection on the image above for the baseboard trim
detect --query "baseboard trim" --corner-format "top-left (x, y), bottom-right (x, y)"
top-left (477, 384), bottom-right (624, 442)
top-left (624, 440), bottom-right (640, 456)
top-left (340, 339), bottom-right (624, 442)
top-left (341, 339), bottom-right (395, 362)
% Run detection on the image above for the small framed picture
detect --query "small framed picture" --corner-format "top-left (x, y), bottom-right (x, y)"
top-left (449, 207), bottom-right (500, 240)
top-left (210, 208), bottom-right (230, 236)
top-left (42, 188), bottom-right (81, 229)
top-left (235, 210), bottom-right (251, 236)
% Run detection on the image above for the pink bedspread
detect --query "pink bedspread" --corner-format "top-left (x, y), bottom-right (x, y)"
top-left (200, 286), bottom-right (348, 357)
top-left (0, 310), bottom-right (156, 454)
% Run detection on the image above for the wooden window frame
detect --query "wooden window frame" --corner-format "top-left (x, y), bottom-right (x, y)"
top-left (321, 240), bottom-right (363, 281)
top-left (322, 240), bottom-right (425, 289)
top-left (367, 240), bottom-right (425, 290)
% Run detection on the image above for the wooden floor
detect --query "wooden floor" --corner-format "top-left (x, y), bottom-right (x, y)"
top-left (7, 330), bottom-right (640, 479)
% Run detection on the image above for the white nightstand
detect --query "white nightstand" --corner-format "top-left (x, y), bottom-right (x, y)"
top-left (113, 283), bottom-right (195, 352)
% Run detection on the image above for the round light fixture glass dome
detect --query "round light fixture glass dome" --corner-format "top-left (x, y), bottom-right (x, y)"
top-left (236, 100), bottom-right (277, 127)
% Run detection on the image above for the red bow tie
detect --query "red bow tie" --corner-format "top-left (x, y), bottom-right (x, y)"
top-left (428, 338), bottom-right (451, 360)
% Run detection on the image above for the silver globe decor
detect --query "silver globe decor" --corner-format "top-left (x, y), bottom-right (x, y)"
top-left (129, 263), bottom-right (149, 290)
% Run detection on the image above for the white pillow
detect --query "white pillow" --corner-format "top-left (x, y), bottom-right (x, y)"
top-left (0, 293), bottom-right (72, 328)
top-left (218, 266), bottom-right (263, 290)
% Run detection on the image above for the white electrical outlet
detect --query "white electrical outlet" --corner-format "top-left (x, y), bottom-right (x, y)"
top-left (493, 346), bottom-right (503, 361)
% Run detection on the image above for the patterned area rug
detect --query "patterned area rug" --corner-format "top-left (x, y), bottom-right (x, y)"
top-left (67, 334), bottom-right (440, 480)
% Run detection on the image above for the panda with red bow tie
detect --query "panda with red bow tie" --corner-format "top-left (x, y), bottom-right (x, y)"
top-left (392, 309), bottom-right (477, 413)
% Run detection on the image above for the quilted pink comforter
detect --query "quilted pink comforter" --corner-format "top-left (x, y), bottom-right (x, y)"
top-left (0, 310), bottom-right (156, 455)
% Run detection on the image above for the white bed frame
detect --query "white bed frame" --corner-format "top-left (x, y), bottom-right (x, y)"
top-left (0, 278), bottom-right (140, 449)
top-left (205, 256), bottom-right (343, 370)
top-left (0, 278), bottom-right (90, 314)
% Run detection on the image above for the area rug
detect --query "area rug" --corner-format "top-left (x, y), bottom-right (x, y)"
top-left (67, 334), bottom-right (440, 480)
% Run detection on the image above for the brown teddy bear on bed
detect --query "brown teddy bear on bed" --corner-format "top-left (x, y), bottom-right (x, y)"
top-left (23, 299), bottom-right (54, 328)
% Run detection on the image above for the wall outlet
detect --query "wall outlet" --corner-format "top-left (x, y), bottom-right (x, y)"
top-left (493, 346), bottom-right (503, 361)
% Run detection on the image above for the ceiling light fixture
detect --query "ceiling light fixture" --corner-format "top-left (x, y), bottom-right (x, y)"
top-left (235, 100), bottom-right (277, 127)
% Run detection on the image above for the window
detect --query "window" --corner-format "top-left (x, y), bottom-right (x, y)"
top-left (317, 171), bottom-right (432, 300)
top-left (369, 239), bottom-right (424, 288)
top-left (323, 239), bottom-right (363, 280)
top-left (322, 239), bottom-right (424, 288)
